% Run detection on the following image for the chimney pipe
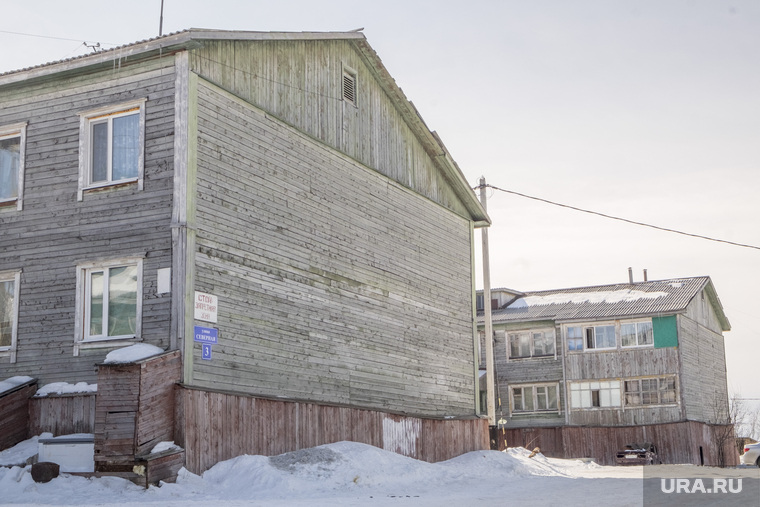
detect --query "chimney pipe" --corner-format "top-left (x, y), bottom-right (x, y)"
top-left (643, 269), bottom-right (648, 282)
top-left (628, 267), bottom-right (633, 284)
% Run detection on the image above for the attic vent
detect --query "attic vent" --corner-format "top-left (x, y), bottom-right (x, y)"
top-left (342, 69), bottom-right (357, 105)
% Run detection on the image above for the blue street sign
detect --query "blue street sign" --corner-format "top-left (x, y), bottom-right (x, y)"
top-left (194, 326), bottom-right (218, 344)
top-left (202, 344), bottom-right (213, 360)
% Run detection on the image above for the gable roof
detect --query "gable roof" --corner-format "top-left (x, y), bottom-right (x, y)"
top-left (0, 28), bottom-right (489, 226)
top-left (484, 276), bottom-right (730, 331)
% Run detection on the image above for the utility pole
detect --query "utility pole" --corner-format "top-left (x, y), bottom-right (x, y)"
top-left (478, 177), bottom-right (496, 426)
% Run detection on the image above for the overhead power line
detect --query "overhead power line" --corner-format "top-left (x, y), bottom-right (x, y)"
top-left (478, 184), bottom-right (760, 251)
top-left (0, 29), bottom-right (114, 45)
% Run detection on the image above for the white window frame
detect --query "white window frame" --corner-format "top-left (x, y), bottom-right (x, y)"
top-left (565, 323), bottom-right (617, 352)
top-left (74, 257), bottom-right (143, 355)
top-left (620, 320), bottom-right (654, 348)
top-left (78, 99), bottom-right (146, 201)
top-left (510, 382), bottom-right (561, 414)
top-left (569, 380), bottom-right (622, 410)
top-left (624, 375), bottom-right (678, 407)
top-left (0, 122), bottom-right (27, 211)
top-left (0, 270), bottom-right (21, 363)
top-left (508, 329), bottom-right (556, 359)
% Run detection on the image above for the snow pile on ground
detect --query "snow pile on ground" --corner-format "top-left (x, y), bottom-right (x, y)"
top-left (34, 382), bottom-right (97, 397)
top-left (103, 344), bottom-right (165, 364)
top-left (0, 438), bottom-right (644, 507)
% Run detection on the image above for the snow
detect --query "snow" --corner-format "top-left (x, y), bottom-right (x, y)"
top-left (103, 344), bottom-right (165, 364)
top-left (150, 442), bottom-right (183, 455)
top-left (34, 382), bottom-right (97, 397)
top-left (0, 376), bottom-right (34, 395)
top-left (512, 289), bottom-right (669, 308)
top-left (0, 437), bottom-right (647, 506)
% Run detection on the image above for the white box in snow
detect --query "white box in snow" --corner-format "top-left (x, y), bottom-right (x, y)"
top-left (38, 435), bottom-right (95, 473)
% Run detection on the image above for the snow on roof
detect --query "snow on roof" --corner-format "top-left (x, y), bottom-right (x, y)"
top-left (103, 343), bottom-right (165, 364)
top-left (485, 277), bottom-right (723, 325)
top-left (34, 382), bottom-right (97, 397)
top-left (511, 289), bottom-right (669, 308)
top-left (0, 376), bottom-right (34, 395)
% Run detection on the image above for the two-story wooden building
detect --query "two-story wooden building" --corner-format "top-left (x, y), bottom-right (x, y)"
top-left (0, 29), bottom-right (491, 480)
top-left (478, 276), bottom-right (736, 465)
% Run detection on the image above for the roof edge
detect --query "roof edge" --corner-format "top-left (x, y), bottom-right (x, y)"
top-left (0, 28), bottom-right (366, 86)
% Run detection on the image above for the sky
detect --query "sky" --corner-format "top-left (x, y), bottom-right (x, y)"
top-left (0, 1), bottom-right (758, 400)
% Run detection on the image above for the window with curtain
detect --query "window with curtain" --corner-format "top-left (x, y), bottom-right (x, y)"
top-left (0, 136), bottom-right (20, 201)
top-left (79, 100), bottom-right (144, 199)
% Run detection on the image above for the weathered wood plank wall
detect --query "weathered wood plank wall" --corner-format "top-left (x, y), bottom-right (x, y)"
top-left (0, 56), bottom-right (177, 386)
top-left (188, 40), bottom-right (470, 219)
top-left (178, 386), bottom-right (489, 474)
top-left (503, 421), bottom-right (738, 466)
top-left (94, 351), bottom-right (181, 468)
top-left (188, 78), bottom-right (477, 417)
top-left (0, 380), bottom-right (36, 450)
top-left (678, 303), bottom-right (730, 423)
top-left (28, 393), bottom-right (96, 436)
top-left (493, 323), bottom-right (565, 427)
top-left (134, 350), bottom-right (181, 456)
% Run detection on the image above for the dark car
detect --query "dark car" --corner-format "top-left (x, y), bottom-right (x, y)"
top-left (616, 442), bottom-right (659, 465)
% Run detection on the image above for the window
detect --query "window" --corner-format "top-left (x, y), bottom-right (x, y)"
top-left (586, 325), bottom-right (615, 349)
top-left (567, 326), bottom-right (583, 351)
top-left (625, 376), bottom-right (677, 406)
top-left (508, 330), bottom-right (555, 358)
top-left (0, 271), bottom-right (20, 362)
top-left (75, 258), bottom-right (142, 350)
top-left (342, 67), bottom-right (357, 106)
top-left (567, 324), bottom-right (616, 351)
top-left (621, 321), bottom-right (653, 347)
top-left (570, 380), bottom-right (621, 409)
top-left (0, 123), bottom-right (27, 210)
top-left (511, 383), bottom-right (559, 413)
top-left (78, 100), bottom-right (145, 200)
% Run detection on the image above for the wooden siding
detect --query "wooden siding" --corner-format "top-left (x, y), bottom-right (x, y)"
top-left (28, 393), bottom-right (96, 436)
top-left (0, 380), bottom-right (36, 451)
top-left (493, 324), bottom-right (565, 427)
top-left (502, 421), bottom-right (739, 466)
top-left (178, 385), bottom-right (489, 474)
top-left (564, 344), bottom-right (680, 380)
top-left (0, 56), bottom-right (177, 386)
top-left (678, 311), bottom-right (730, 423)
top-left (94, 351), bottom-right (180, 467)
top-left (188, 77), bottom-right (477, 417)
top-left (188, 40), bottom-right (471, 220)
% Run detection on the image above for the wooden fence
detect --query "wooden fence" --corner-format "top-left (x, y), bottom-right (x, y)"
top-left (500, 421), bottom-right (739, 466)
top-left (177, 386), bottom-right (489, 474)
top-left (28, 393), bottom-right (96, 436)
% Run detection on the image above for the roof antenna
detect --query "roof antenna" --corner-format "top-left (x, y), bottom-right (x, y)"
top-left (83, 42), bottom-right (101, 53)
top-left (159, 0), bottom-right (165, 36)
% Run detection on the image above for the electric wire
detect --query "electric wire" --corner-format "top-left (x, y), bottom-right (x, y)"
top-left (477, 183), bottom-right (760, 251)
top-left (0, 29), bottom-right (117, 46)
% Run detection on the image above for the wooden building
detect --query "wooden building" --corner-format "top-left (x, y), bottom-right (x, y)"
top-left (478, 276), bottom-right (737, 465)
top-left (0, 29), bottom-right (490, 480)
